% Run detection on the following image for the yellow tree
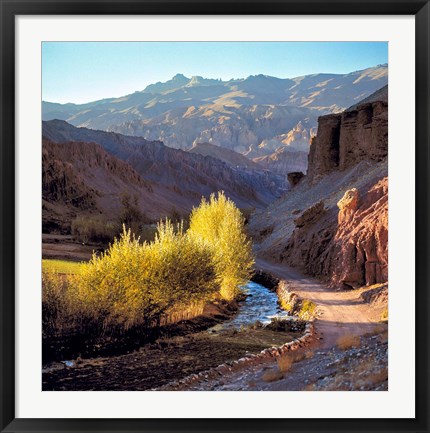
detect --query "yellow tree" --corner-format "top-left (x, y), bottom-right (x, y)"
top-left (188, 192), bottom-right (254, 301)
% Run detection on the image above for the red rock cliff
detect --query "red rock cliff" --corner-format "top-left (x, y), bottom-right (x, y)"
top-left (282, 177), bottom-right (388, 289)
top-left (280, 95), bottom-right (388, 289)
top-left (307, 101), bottom-right (388, 183)
top-left (328, 178), bottom-right (388, 288)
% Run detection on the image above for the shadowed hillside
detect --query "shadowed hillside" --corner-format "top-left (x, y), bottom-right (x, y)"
top-left (42, 121), bottom-right (287, 221)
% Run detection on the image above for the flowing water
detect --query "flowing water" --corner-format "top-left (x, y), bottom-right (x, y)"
top-left (211, 281), bottom-right (291, 331)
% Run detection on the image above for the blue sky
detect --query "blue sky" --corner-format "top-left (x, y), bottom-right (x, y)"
top-left (42, 42), bottom-right (388, 104)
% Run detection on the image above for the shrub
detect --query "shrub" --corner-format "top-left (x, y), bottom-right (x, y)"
top-left (188, 192), bottom-right (254, 301)
top-left (42, 271), bottom-right (69, 337)
top-left (69, 223), bottom-right (218, 332)
top-left (262, 368), bottom-right (284, 382)
top-left (336, 334), bottom-right (361, 350)
top-left (145, 220), bottom-right (218, 313)
top-left (71, 215), bottom-right (117, 244)
top-left (42, 271), bottom-right (84, 337)
top-left (277, 354), bottom-right (294, 373)
top-left (298, 299), bottom-right (317, 320)
top-left (119, 192), bottom-right (150, 234)
top-left (276, 350), bottom-right (313, 374)
top-left (44, 192), bottom-right (256, 340)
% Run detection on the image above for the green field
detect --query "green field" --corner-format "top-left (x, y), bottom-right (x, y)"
top-left (42, 259), bottom-right (83, 275)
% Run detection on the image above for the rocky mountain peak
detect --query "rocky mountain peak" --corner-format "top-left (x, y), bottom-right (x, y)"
top-left (172, 73), bottom-right (189, 81)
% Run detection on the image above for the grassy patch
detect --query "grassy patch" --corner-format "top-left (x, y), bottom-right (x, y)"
top-left (336, 334), bottom-right (361, 350)
top-left (262, 368), bottom-right (284, 382)
top-left (298, 299), bottom-right (317, 320)
top-left (277, 350), bottom-right (314, 373)
top-left (277, 355), bottom-right (294, 373)
top-left (42, 259), bottom-right (83, 275)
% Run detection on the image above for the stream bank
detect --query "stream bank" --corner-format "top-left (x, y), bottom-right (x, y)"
top-left (42, 281), bottom-right (306, 391)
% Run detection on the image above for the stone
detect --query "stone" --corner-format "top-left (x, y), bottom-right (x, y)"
top-left (287, 171), bottom-right (305, 187)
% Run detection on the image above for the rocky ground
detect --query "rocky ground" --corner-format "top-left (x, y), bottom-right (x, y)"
top-left (176, 332), bottom-right (387, 391)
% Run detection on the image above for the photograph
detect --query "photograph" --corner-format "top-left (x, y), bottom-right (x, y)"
top-left (40, 41), bottom-right (389, 392)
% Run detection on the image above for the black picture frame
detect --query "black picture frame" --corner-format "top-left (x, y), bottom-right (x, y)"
top-left (1, 1), bottom-right (429, 432)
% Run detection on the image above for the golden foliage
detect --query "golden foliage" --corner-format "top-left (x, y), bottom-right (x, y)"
top-left (69, 224), bottom-right (218, 332)
top-left (298, 299), bottom-right (317, 320)
top-left (188, 192), bottom-right (254, 300)
top-left (43, 192), bottom-right (254, 337)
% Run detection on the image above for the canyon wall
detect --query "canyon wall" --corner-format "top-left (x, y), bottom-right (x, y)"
top-left (283, 99), bottom-right (388, 288)
top-left (307, 101), bottom-right (388, 183)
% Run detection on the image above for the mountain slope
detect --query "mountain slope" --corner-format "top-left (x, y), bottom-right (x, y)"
top-left (346, 84), bottom-right (388, 111)
top-left (42, 139), bottom-right (176, 232)
top-left (42, 65), bottom-right (388, 154)
top-left (253, 147), bottom-right (309, 176)
top-left (189, 142), bottom-right (260, 169)
top-left (42, 120), bottom-right (286, 212)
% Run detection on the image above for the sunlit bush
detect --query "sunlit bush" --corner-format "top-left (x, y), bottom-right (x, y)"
top-left (42, 271), bottom-right (67, 337)
top-left (69, 223), bottom-right (217, 332)
top-left (188, 192), bottom-right (254, 301)
top-left (44, 191), bottom-right (255, 339)
top-left (42, 271), bottom-right (82, 337)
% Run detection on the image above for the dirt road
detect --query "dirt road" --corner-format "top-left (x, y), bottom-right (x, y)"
top-left (256, 258), bottom-right (380, 348)
top-left (161, 260), bottom-right (388, 391)
top-left (170, 259), bottom-right (387, 391)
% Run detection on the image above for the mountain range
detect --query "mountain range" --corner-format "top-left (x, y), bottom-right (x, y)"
top-left (43, 65), bottom-right (388, 161)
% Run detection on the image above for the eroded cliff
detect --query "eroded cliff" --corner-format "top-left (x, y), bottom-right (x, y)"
top-left (250, 89), bottom-right (388, 289)
top-left (307, 101), bottom-right (388, 182)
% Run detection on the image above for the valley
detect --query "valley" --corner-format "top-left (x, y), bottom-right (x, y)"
top-left (41, 66), bottom-right (389, 392)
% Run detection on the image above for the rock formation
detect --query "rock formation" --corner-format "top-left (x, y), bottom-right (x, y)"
top-left (328, 178), bottom-right (388, 288)
top-left (253, 148), bottom-right (309, 176)
top-left (308, 101), bottom-right (388, 182)
top-left (280, 178), bottom-right (387, 288)
top-left (337, 188), bottom-right (359, 224)
top-left (249, 86), bottom-right (389, 289)
top-left (287, 172), bottom-right (305, 187)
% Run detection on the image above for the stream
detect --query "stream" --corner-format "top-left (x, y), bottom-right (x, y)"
top-left (211, 281), bottom-right (291, 331)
